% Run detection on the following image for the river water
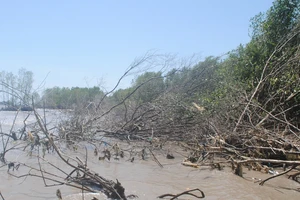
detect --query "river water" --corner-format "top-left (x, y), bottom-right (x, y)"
top-left (0, 110), bottom-right (300, 200)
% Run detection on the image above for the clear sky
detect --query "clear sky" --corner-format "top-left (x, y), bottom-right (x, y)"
top-left (0, 0), bottom-right (274, 92)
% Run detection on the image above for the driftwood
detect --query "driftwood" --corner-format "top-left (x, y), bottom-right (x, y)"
top-left (158, 188), bottom-right (205, 199)
top-left (177, 128), bottom-right (300, 189)
top-left (236, 157), bottom-right (300, 165)
top-left (6, 107), bottom-right (130, 199)
top-left (259, 165), bottom-right (297, 186)
top-left (182, 160), bottom-right (200, 168)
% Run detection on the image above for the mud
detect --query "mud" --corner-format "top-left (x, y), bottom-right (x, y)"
top-left (1, 110), bottom-right (300, 200)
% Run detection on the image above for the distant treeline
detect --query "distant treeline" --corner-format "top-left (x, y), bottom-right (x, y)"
top-left (41, 86), bottom-right (104, 109)
top-left (1, 0), bottom-right (299, 132)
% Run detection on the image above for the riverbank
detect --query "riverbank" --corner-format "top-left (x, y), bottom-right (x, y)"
top-left (1, 110), bottom-right (300, 200)
top-left (1, 139), bottom-right (300, 200)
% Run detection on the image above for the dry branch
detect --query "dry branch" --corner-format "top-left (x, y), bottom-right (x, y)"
top-left (259, 165), bottom-right (297, 186)
top-left (158, 188), bottom-right (205, 199)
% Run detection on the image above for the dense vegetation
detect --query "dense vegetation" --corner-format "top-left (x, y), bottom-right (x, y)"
top-left (95, 0), bottom-right (299, 138)
top-left (1, 0), bottom-right (299, 139)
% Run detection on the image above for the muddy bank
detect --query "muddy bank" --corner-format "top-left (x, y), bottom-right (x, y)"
top-left (1, 110), bottom-right (300, 200)
top-left (0, 140), bottom-right (300, 200)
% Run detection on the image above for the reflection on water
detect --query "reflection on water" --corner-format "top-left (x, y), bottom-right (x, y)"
top-left (0, 111), bottom-right (300, 200)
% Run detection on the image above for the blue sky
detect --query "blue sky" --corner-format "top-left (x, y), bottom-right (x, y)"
top-left (0, 0), bottom-right (274, 91)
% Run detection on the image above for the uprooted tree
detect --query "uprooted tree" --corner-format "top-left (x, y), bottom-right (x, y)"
top-left (59, 0), bottom-right (300, 186)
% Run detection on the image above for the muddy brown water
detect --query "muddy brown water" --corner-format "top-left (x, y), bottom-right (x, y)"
top-left (1, 110), bottom-right (300, 200)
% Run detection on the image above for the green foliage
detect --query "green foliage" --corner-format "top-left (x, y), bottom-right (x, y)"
top-left (42, 86), bottom-right (104, 109)
top-left (251, 0), bottom-right (299, 46)
top-left (131, 71), bottom-right (165, 103)
top-left (223, 0), bottom-right (299, 89)
top-left (111, 87), bottom-right (133, 103)
top-left (214, 0), bottom-right (300, 128)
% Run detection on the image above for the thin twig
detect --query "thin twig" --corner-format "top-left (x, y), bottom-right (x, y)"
top-left (148, 148), bottom-right (163, 168)
top-left (0, 191), bottom-right (5, 200)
